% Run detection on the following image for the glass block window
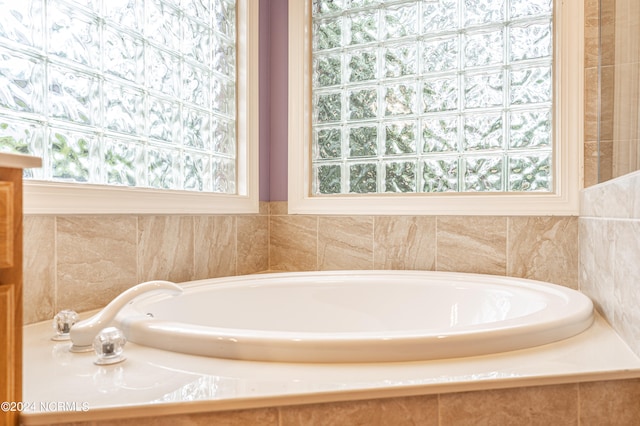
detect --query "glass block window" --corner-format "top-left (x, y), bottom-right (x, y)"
top-left (311, 0), bottom-right (553, 195)
top-left (0, 0), bottom-right (237, 194)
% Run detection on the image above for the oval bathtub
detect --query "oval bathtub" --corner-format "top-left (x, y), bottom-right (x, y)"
top-left (114, 270), bottom-right (594, 363)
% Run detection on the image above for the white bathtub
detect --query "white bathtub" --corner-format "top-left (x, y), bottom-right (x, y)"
top-left (112, 271), bottom-right (595, 363)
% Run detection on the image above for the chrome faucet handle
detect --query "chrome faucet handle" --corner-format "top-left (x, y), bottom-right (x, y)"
top-left (69, 280), bottom-right (183, 352)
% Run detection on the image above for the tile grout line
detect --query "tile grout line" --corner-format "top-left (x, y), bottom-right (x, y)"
top-left (505, 216), bottom-right (510, 276)
top-left (434, 216), bottom-right (438, 271)
top-left (53, 215), bottom-right (59, 314)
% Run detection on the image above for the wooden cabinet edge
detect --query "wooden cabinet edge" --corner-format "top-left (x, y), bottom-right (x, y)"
top-left (0, 162), bottom-right (36, 426)
top-left (0, 182), bottom-right (14, 268)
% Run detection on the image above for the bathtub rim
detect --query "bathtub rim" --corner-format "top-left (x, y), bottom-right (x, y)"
top-left (114, 270), bottom-right (595, 363)
top-left (20, 310), bottom-right (640, 425)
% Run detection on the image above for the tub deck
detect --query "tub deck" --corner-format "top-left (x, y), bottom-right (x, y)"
top-left (21, 312), bottom-right (640, 425)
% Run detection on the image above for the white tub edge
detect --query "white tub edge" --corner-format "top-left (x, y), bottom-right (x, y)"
top-left (21, 312), bottom-right (640, 425)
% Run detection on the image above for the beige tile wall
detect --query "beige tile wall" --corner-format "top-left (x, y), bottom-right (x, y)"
top-left (584, 0), bottom-right (615, 186)
top-left (269, 202), bottom-right (579, 288)
top-left (610, 0), bottom-right (640, 179)
top-left (23, 203), bottom-right (579, 324)
top-left (22, 203), bottom-right (270, 324)
top-left (38, 379), bottom-right (640, 426)
top-left (587, 0), bottom-right (640, 185)
top-left (584, 0), bottom-right (600, 186)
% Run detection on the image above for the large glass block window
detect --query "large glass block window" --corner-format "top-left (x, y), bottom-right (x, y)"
top-left (312, 0), bottom-right (553, 195)
top-left (0, 0), bottom-right (237, 194)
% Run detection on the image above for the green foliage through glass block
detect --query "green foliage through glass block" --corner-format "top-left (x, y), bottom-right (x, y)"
top-left (422, 117), bottom-right (458, 153)
top-left (315, 55), bottom-right (342, 87)
top-left (348, 50), bottom-right (377, 82)
top-left (317, 93), bottom-right (342, 123)
top-left (317, 164), bottom-right (342, 194)
top-left (0, 0), bottom-right (238, 193)
top-left (385, 122), bottom-right (416, 155)
top-left (349, 163), bottom-right (377, 193)
top-left (349, 89), bottom-right (377, 120)
top-left (311, 0), bottom-right (554, 195)
top-left (385, 161), bottom-right (416, 193)
top-left (422, 158), bottom-right (459, 192)
top-left (464, 156), bottom-right (504, 192)
top-left (51, 131), bottom-right (93, 183)
top-left (508, 152), bottom-right (551, 191)
top-left (349, 126), bottom-right (378, 157)
top-left (317, 128), bottom-right (342, 159)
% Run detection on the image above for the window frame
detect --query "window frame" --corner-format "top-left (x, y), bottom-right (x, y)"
top-left (23, 0), bottom-right (260, 215)
top-left (288, 0), bottom-right (583, 216)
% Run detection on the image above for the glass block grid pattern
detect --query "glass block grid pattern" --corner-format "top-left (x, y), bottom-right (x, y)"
top-left (312, 0), bottom-right (553, 194)
top-left (0, 0), bottom-right (237, 193)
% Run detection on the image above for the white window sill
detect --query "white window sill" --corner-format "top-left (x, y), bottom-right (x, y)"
top-left (24, 181), bottom-right (259, 215)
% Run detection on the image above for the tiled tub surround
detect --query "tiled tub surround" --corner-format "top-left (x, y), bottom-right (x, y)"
top-left (22, 203), bottom-right (270, 324)
top-left (580, 170), bottom-right (640, 358)
top-left (23, 204), bottom-right (579, 325)
top-left (21, 200), bottom-right (640, 425)
top-left (268, 203), bottom-right (578, 286)
top-left (21, 293), bottom-right (640, 425)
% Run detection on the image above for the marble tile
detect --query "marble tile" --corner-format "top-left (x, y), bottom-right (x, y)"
top-left (56, 216), bottom-right (137, 313)
top-left (578, 218), bottom-right (616, 318)
top-left (578, 215), bottom-right (640, 359)
top-left (318, 216), bottom-right (373, 270)
top-left (598, 140), bottom-right (615, 184)
top-left (627, 176), bottom-right (640, 216)
top-left (258, 201), bottom-right (270, 215)
top-left (269, 201), bottom-right (288, 216)
top-left (612, 139), bottom-right (640, 180)
top-left (611, 0), bottom-right (640, 65)
top-left (280, 395), bottom-right (438, 426)
top-left (584, 0), bottom-right (600, 68)
top-left (507, 216), bottom-right (579, 288)
top-left (581, 183), bottom-right (611, 218)
top-left (599, 0), bottom-right (617, 67)
top-left (193, 216), bottom-right (236, 279)
top-left (373, 216), bottom-right (436, 270)
top-left (583, 140), bottom-right (601, 188)
top-left (600, 64), bottom-right (615, 141)
top-left (137, 216), bottom-right (194, 283)
top-left (95, 408), bottom-right (279, 426)
top-left (584, 66), bottom-right (599, 143)
top-left (610, 63), bottom-right (640, 145)
top-left (269, 215), bottom-right (317, 271)
top-left (22, 216), bottom-right (56, 324)
top-left (613, 219), bottom-right (640, 356)
top-left (436, 216), bottom-right (507, 275)
top-left (581, 171), bottom-right (640, 218)
top-left (237, 215), bottom-right (269, 274)
top-left (439, 384), bottom-right (578, 426)
top-left (579, 379), bottom-right (640, 426)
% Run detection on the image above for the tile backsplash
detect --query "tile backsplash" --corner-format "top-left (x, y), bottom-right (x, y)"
top-left (23, 201), bottom-right (578, 325)
top-left (22, 203), bottom-right (270, 324)
top-left (268, 203), bottom-right (578, 288)
top-left (20, 196), bottom-right (640, 425)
